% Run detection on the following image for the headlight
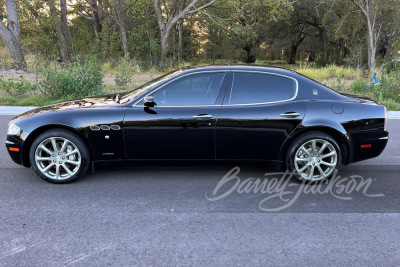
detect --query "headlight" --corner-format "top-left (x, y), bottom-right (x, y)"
top-left (7, 123), bottom-right (21, 135)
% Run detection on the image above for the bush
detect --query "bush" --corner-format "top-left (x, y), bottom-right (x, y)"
top-left (295, 65), bottom-right (362, 81)
top-left (39, 57), bottom-right (104, 99)
top-left (350, 79), bottom-right (369, 94)
top-left (114, 57), bottom-right (134, 86)
top-left (374, 71), bottom-right (400, 102)
top-left (0, 75), bottom-right (37, 97)
top-left (114, 73), bottom-right (132, 86)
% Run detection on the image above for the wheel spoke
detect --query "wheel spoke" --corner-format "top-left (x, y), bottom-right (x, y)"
top-left (308, 165), bottom-right (315, 179)
top-left (320, 161), bottom-right (335, 167)
top-left (61, 164), bottom-right (74, 176)
top-left (321, 151), bottom-right (336, 159)
top-left (60, 140), bottom-right (68, 153)
top-left (319, 143), bottom-right (327, 153)
top-left (298, 164), bottom-right (309, 173)
top-left (39, 145), bottom-right (53, 155)
top-left (36, 156), bottom-right (51, 161)
top-left (295, 156), bottom-right (308, 162)
top-left (50, 138), bottom-right (58, 152)
top-left (66, 160), bottom-right (80, 166)
top-left (300, 147), bottom-right (311, 157)
top-left (317, 165), bottom-right (325, 176)
top-left (311, 140), bottom-right (317, 154)
top-left (65, 150), bottom-right (78, 157)
top-left (55, 165), bottom-right (60, 179)
top-left (43, 163), bottom-right (55, 172)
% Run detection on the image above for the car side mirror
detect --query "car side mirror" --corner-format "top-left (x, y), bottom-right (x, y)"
top-left (143, 96), bottom-right (156, 107)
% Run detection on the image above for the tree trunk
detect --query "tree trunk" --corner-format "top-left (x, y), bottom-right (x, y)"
top-left (49, 0), bottom-right (71, 63)
top-left (113, 0), bottom-right (128, 57)
top-left (172, 26), bottom-right (176, 65)
top-left (308, 46), bottom-right (316, 62)
top-left (352, 0), bottom-right (377, 72)
top-left (152, 0), bottom-right (216, 68)
top-left (159, 29), bottom-right (171, 68)
top-left (0, 0), bottom-right (26, 69)
top-left (321, 28), bottom-right (328, 64)
top-left (90, 0), bottom-right (103, 39)
top-left (178, 19), bottom-right (183, 65)
top-left (243, 45), bottom-right (255, 63)
top-left (60, 0), bottom-right (71, 62)
top-left (366, 21), bottom-right (376, 71)
top-left (384, 42), bottom-right (393, 61)
top-left (288, 44), bottom-right (298, 64)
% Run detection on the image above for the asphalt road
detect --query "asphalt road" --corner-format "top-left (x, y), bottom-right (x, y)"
top-left (0, 115), bottom-right (399, 266)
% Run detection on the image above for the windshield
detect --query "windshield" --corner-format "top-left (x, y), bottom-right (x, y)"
top-left (119, 70), bottom-right (183, 104)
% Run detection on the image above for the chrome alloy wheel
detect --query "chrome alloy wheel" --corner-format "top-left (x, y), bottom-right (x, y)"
top-left (294, 139), bottom-right (338, 181)
top-left (34, 137), bottom-right (81, 180)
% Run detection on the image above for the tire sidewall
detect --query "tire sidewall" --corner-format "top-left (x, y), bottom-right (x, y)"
top-left (287, 132), bottom-right (342, 182)
top-left (29, 129), bottom-right (90, 183)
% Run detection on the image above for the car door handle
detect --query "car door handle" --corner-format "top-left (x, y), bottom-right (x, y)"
top-left (193, 114), bottom-right (213, 119)
top-left (280, 112), bottom-right (300, 118)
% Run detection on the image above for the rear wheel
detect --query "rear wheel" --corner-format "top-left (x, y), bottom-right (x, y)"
top-left (29, 129), bottom-right (90, 183)
top-left (287, 132), bottom-right (341, 182)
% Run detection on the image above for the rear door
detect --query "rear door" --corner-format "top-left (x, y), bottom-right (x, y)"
top-left (216, 71), bottom-right (305, 160)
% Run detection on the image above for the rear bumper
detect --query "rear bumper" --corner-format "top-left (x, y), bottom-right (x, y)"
top-left (347, 130), bottom-right (389, 164)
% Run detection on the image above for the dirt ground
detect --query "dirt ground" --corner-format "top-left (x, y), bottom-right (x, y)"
top-left (0, 69), bottom-right (38, 84)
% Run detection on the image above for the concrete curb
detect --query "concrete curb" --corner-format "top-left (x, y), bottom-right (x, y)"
top-left (0, 106), bottom-right (38, 115)
top-left (388, 111), bottom-right (400, 119)
top-left (1, 106), bottom-right (400, 118)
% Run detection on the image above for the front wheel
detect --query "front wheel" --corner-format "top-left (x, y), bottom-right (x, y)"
top-left (29, 129), bottom-right (90, 183)
top-left (287, 132), bottom-right (341, 182)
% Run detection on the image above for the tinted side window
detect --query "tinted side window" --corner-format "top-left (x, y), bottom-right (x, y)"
top-left (152, 72), bottom-right (225, 106)
top-left (229, 72), bottom-right (296, 104)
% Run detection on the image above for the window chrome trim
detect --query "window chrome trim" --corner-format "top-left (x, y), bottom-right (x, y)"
top-left (223, 70), bottom-right (299, 107)
top-left (133, 71), bottom-right (227, 107)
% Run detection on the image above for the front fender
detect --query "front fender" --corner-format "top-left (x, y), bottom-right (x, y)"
top-left (13, 107), bottom-right (128, 165)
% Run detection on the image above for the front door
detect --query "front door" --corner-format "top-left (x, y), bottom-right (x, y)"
top-left (123, 72), bottom-right (228, 159)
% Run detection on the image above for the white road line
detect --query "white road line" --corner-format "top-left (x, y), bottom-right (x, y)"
top-left (0, 246), bottom-right (27, 259)
top-left (65, 244), bottom-right (113, 265)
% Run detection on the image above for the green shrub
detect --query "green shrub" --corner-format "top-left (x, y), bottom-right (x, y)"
top-left (374, 71), bottom-right (400, 102)
top-left (114, 57), bottom-right (134, 86)
top-left (0, 75), bottom-right (37, 97)
top-left (39, 57), bottom-right (104, 99)
top-left (350, 79), bottom-right (369, 94)
top-left (381, 99), bottom-right (400, 111)
top-left (114, 73), bottom-right (132, 86)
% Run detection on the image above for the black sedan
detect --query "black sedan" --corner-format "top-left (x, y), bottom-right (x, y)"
top-left (6, 66), bottom-right (389, 183)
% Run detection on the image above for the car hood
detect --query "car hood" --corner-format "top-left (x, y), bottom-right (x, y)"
top-left (12, 94), bottom-right (119, 121)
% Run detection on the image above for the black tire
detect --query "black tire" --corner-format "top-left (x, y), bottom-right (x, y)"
top-left (29, 129), bottom-right (90, 183)
top-left (286, 131), bottom-right (342, 182)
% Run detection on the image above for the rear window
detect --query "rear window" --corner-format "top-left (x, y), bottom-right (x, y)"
top-left (229, 72), bottom-right (296, 104)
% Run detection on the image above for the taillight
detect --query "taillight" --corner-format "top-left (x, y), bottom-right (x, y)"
top-left (384, 107), bottom-right (387, 131)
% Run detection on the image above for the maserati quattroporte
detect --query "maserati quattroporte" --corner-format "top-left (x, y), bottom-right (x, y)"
top-left (6, 66), bottom-right (389, 183)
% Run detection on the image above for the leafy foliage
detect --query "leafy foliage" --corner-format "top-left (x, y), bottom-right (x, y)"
top-left (375, 71), bottom-right (400, 102)
top-left (350, 79), bottom-right (369, 94)
top-left (38, 58), bottom-right (104, 99)
top-left (0, 75), bottom-right (37, 97)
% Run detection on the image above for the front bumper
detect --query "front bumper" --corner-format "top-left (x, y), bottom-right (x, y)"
top-left (5, 133), bottom-right (28, 166)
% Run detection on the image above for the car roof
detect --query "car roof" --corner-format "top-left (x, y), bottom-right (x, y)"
top-left (177, 65), bottom-right (299, 77)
